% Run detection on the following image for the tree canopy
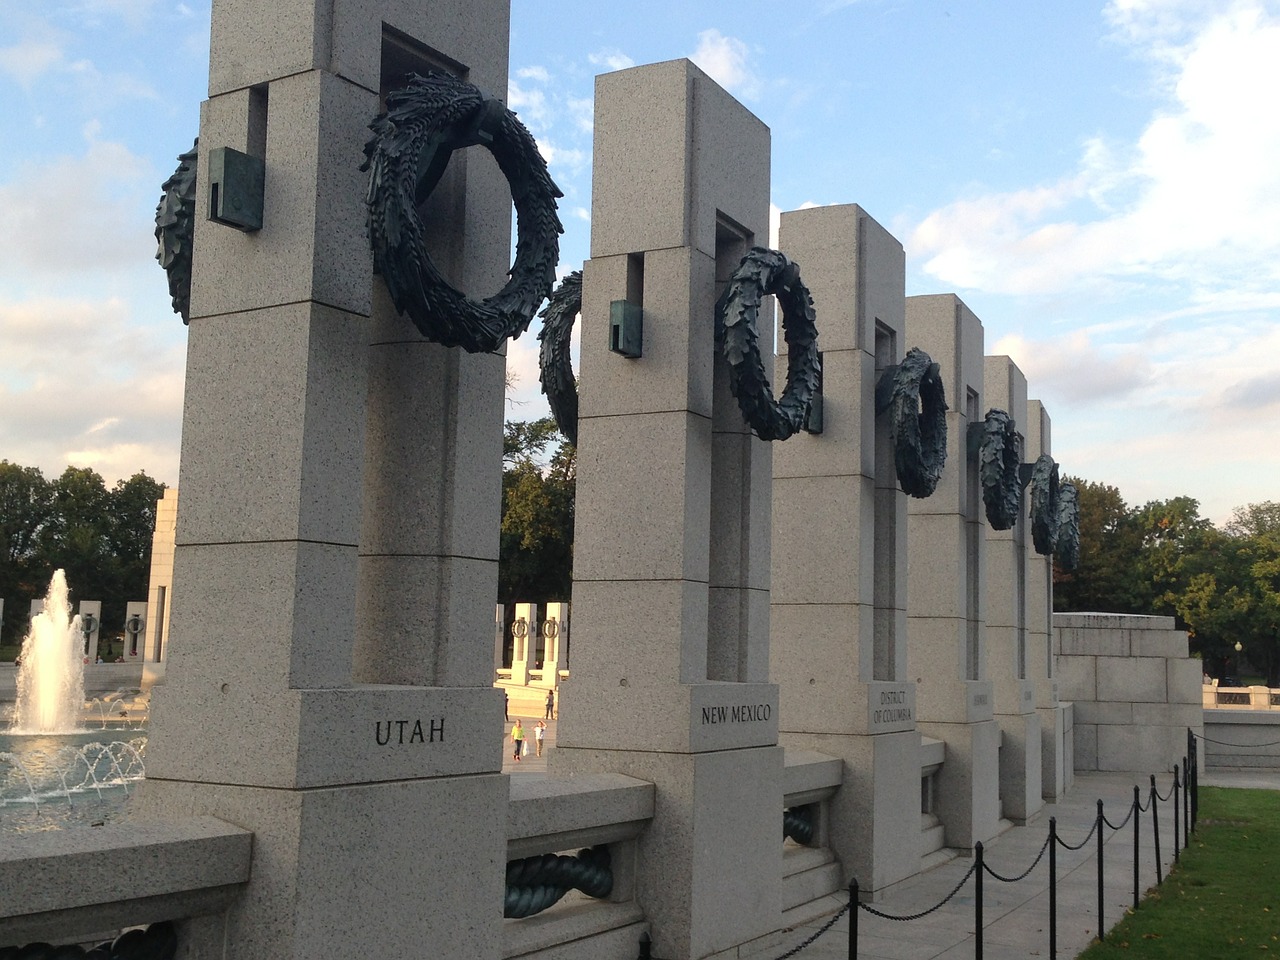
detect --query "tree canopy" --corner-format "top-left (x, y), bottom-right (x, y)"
top-left (1055, 479), bottom-right (1280, 685)
top-left (499, 418), bottom-right (575, 605)
top-left (0, 461), bottom-right (165, 653)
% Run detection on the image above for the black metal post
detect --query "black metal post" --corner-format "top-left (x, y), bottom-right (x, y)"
top-left (975, 841), bottom-right (984, 960)
top-left (1173, 766), bottom-right (1181, 864)
top-left (1151, 775), bottom-right (1163, 885)
top-left (638, 931), bottom-right (651, 960)
top-left (1096, 799), bottom-right (1105, 942)
top-left (1182, 757), bottom-right (1190, 847)
top-left (1049, 817), bottom-right (1058, 960)
top-left (1132, 785), bottom-right (1141, 911)
top-left (849, 879), bottom-right (858, 960)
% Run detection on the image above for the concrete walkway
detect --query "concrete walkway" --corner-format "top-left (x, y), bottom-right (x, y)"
top-left (501, 720), bottom-right (1277, 960)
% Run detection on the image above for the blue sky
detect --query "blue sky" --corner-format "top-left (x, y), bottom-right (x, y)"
top-left (1, 0), bottom-right (1277, 524)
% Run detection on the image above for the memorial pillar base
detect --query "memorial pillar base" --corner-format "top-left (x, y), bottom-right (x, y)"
top-left (551, 744), bottom-right (782, 960)
top-left (916, 717), bottom-right (1003, 850)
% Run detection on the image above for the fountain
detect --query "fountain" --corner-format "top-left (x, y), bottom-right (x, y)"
top-left (12, 569), bottom-right (86, 734)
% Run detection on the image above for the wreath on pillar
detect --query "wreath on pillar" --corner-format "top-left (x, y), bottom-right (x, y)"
top-left (1028, 453), bottom-right (1060, 555)
top-left (537, 270), bottom-right (582, 445)
top-left (155, 139), bottom-right (198, 323)
top-left (362, 72), bottom-right (563, 353)
top-left (715, 247), bottom-right (821, 442)
top-left (877, 347), bottom-right (948, 498)
top-left (977, 408), bottom-right (1022, 530)
top-left (1055, 480), bottom-right (1081, 571)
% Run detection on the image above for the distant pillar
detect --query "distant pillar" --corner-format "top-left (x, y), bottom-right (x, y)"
top-left (1026, 400), bottom-right (1072, 798)
top-left (773, 204), bottom-right (919, 893)
top-left (510, 602), bottom-right (535, 686)
top-left (123, 602), bottom-right (148, 660)
top-left (544, 601), bottom-right (569, 679)
top-left (78, 601), bottom-right (102, 658)
top-left (552, 59), bottom-right (781, 960)
top-left (983, 356), bottom-right (1042, 822)
top-left (143, 488), bottom-right (178, 671)
top-left (905, 294), bottom-right (1002, 849)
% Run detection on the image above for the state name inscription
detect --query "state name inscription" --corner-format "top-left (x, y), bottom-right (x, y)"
top-left (872, 688), bottom-right (913, 724)
top-left (701, 703), bottom-right (771, 725)
top-left (375, 717), bottom-right (445, 745)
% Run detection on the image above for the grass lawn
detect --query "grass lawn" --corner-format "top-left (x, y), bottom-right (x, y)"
top-left (1077, 786), bottom-right (1280, 957)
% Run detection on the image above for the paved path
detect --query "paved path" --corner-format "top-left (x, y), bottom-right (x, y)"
top-left (501, 720), bottom-right (1277, 960)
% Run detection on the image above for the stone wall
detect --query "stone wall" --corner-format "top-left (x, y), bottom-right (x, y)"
top-left (1054, 613), bottom-right (1202, 772)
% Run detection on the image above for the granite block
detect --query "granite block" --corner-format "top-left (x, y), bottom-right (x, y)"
top-left (906, 514), bottom-right (971, 617)
top-left (573, 410), bottom-right (712, 582)
top-left (770, 602), bottom-right (871, 734)
top-left (996, 711), bottom-right (1043, 823)
top-left (706, 585), bottom-right (771, 683)
top-left (772, 347), bottom-right (876, 481)
top-left (578, 247), bottom-right (717, 420)
top-left (916, 717), bottom-right (1002, 848)
top-left (1096, 655), bottom-right (1169, 703)
top-left (177, 302), bottom-right (368, 546)
top-left (771, 473), bottom-right (873, 606)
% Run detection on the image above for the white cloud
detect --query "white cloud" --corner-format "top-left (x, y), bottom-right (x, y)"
top-left (507, 78), bottom-right (550, 128)
top-left (0, 295), bottom-right (184, 485)
top-left (0, 135), bottom-right (154, 280)
top-left (588, 49), bottom-right (635, 73)
top-left (517, 65), bottom-right (551, 83)
top-left (0, 39), bottom-right (63, 86)
top-left (911, 3), bottom-right (1280, 302)
top-left (690, 29), bottom-right (761, 99)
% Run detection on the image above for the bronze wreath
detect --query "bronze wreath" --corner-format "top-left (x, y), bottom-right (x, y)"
top-left (1054, 480), bottom-right (1081, 571)
top-left (1028, 453), bottom-right (1060, 555)
top-left (537, 270), bottom-right (582, 445)
top-left (155, 139), bottom-right (198, 324)
top-left (362, 72), bottom-right (563, 353)
top-left (715, 247), bottom-right (820, 442)
top-left (877, 347), bottom-right (948, 498)
top-left (977, 408), bottom-right (1022, 530)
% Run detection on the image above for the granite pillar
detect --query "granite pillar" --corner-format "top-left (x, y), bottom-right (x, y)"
top-left (772, 204), bottom-right (919, 893)
top-left (551, 59), bottom-right (782, 960)
top-left (904, 295), bottom-right (1002, 850)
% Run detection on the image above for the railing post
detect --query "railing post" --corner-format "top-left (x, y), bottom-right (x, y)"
top-left (1151, 775), bottom-right (1163, 885)
top-left (1173, 766), bottom-right (1181, 864)
top-left (848, 879), bottom-right (858, 960)
top-left (1096, 799), bottom-right (1105, 942)
top-left (638, 931), bottom-right (651, 960)
top-left (1049, 817), bottom-right (1058, 960)
top-left (1182, 756), bottom-right (1190, 848)
top-left (975, 841), bottom-right (984, 960)
top-left (1132, 785), bottom-right (1141, 911)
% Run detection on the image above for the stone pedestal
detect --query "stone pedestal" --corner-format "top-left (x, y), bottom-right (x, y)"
top-left (1026, 400), bottom-right (1072, 799)
top-left (905, 295), bottom-right (1001, 849)
top-left (772, 204), bottom-right (919, 893)
top-left (135, 3), bottom-right (513, 956)
top-left (77, 601), bottom-right (102, 658)
top-left (982, 356), bottom-right (1042, 823)
top-left (551, 59), bottom-right (781, 960)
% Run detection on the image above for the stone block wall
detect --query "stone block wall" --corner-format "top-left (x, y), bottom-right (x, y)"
top-left (1055, 613), bottom-right (1202, 773)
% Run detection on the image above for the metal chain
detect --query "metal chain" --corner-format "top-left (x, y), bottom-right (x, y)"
top-left (1102, 801), bottom-right (1136, 831)
top-left (983, 834), bottom-right (1051, 883)
top-left (1057, 817), bottom-right (1099, 851)
top-left (1135, 792), bottom-right (1152, 814)
top-left (1154, 782), bottom-right (1175, 803)
top-left (858, 863), bottom-right (978, 922)
top-left (1193, 731), bottom-right (1280, 748)
top-left (769, 900), bottom-right (851, 960)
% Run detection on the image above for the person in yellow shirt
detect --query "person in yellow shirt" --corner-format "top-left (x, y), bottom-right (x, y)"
top-left (511, 719), bottom-right (525, 762)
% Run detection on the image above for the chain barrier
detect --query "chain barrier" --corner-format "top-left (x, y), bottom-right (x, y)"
top-left (856, 862), bottom-right (978, 923)
top-left (1192, 730), bottom-right (1280, 748)
top-left (770, 899), bottom-right (852, 960)
top-left (704, 753), bottom-right (1193, 960)
top-left (1055, 816), bottom-right (1099, 851)
top-left (1101, 799), bottom-right (1137, 831)
top-left (983, 833), bottom-right (1051, 883)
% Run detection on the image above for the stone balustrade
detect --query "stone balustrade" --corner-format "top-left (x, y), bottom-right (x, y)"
top-left (0, 818), bottom-right (250, 946)
top-left (1202, 682), bottom-right (1280, 710)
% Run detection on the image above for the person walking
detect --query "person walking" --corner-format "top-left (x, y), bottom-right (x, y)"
top-left (511, 719), bottom-right (525, 762)
top-left (545, 689), bottom-right (555, 720)
top-left (534, 720), bottom-right (547, 757)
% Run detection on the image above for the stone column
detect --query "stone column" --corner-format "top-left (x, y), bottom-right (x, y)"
top-left (143, 488), bottom-right (176, 676)
top-left (1026, 400), bottom-right (1072, 798)
top-left (510, 601), bottom-right (534, 686)
top-left (983, 356), bottom-right (1042, 823)
top-left (904, 294), bottom-right (1002, 849)
top-left (772, 204), bottom-right (919, 894)
top-left (135, 3), bottom-right (510, 956)
top-left (123, 601), bottom-right (147, 660)
top-left (551, 59), bottom-right (782, 960)
top-left (77, 601), bottom-right (102, 658)
top-left (543, 600), bottom-right (569, 683)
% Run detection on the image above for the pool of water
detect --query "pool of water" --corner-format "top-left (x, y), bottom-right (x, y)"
top-left (0, 726), bottom-right (147, 834)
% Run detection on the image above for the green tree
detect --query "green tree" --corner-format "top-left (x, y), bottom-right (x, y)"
top-left (1053, 478), bottom-right (1146, 613)
top-left (0, 461), bottom-right (54, 649)
top-left (498, 418), bottom-right (575, 605)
